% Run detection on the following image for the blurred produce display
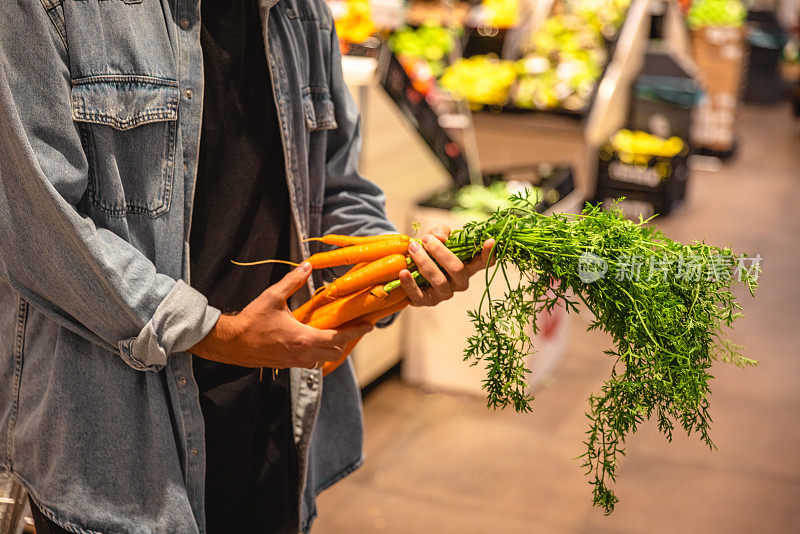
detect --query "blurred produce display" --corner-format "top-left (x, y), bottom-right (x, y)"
top-left (440, 55), bottom-right (518, 107)
top-left (481, 0), bottom-right (521, 29)
top-left (513, 14), bottom-right (606, 110)
top-left (334, 0), bottom-right (376, 44)
top-left (389, 24), bottom-right (459, 78)
top-left (686, 0), bottom-right (746, 29)
top-left (341, 0), bottom-right (633, 113)
top-left (512, 8), bottom-right (618, 111)
top-left (568, 0), bottom-right (631, 39)
top-left (435, 0), bottom-right (630, 112)
top-left (406, 0), bottom-right (471, 27)
top-left (607, 129), bottom-right (685, 165)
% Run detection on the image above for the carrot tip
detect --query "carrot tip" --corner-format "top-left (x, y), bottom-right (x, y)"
top-left (231, 259), bottom-right (300, 267)
top-left (370, 286), bottom-right (389, 299)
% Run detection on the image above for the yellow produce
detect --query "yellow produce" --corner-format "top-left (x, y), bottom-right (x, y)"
top-left (335, 0), bottom-right (375, 44)
top-left (609, 129), bottom-right (685, 165)
top-left (440, 55), bottom-right (517, 108)
top-left (482, 0), bottom-right (520, 29)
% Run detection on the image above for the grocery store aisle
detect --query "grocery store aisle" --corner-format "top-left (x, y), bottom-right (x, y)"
top-left (312, 105), bottom-right (800, 534)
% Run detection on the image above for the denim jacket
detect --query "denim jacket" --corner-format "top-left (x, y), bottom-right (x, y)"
top-left (0, 0), bottom-right (395, 531)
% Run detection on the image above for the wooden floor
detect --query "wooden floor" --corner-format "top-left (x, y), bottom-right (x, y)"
top-left (312, 103), bottom-right (800, 534)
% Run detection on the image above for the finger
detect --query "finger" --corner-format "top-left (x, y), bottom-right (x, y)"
top-left (270, 262), bottom-right (313, 302)
top-left (466, 239), bottom-right (497, 276)
top-left (399, 269), bottom-right (428, 306)
top-left (318, 321), bottom-right (374, 348)
top-left (408, 240), bottom-right (451, 299)
top-left (482, 239), bottom-right (497, 267)
top-left (422, 287), bottom-right (445, 306)
top-left (427, 225), bottom-right (451, 242)
top-left (422, 235), bottom-right (469, 291)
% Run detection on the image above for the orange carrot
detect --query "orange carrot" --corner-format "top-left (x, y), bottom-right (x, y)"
top-left (306, 285), bottom-right (407, 330)
top-left (350, 261), bottom-right (369, 272)
top-left (232, 238), bottom-right (409, 270)
top-left (304, 234), bottom-right (408, 248)
top-left (321, 297), bottom-right (410, 376)
top-left (292, 261), bottom-right (371, 322)
top-left (303, 238), bottom-right (409, 270)
top-left (327, 254), bottom-right (409, 298)
top-left (292, 290), bottom-right (335, 323)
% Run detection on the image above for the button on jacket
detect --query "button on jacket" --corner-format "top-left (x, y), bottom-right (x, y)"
top-left (0, 0), bottom-right (395, 532)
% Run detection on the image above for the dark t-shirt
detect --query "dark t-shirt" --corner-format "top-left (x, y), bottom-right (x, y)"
top-left (189, 0), bottom-right (297, 532)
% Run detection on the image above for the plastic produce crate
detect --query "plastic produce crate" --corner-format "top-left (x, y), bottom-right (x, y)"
top-left (594, 141), bottom-right (689, 219)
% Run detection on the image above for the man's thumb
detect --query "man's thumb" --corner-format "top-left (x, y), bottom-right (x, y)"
top-left (272, 261), bottom-right (313, 300)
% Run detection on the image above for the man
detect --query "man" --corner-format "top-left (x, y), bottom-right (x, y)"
top-left (0, 0), bottom-right (492, 532)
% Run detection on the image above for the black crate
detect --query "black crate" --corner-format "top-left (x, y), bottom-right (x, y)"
top-left (462, 27), bottom-right (508, 58)
top-left (597, 151), bottom-right (687, 192)
top-left (594, 184), bottom-right (685, 220)
top-left (629, 93), bottom-right (693, 140)
top-left (628, 51), bottom-right (703, 140)
top-left (377, 44), bottom-right (473, 185)
top-left (595, 150), bottom-right (688, 218)
top-left (744, 12), bottom-right (787, 104)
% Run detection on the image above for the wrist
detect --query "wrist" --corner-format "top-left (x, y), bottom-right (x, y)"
top-left (190, 313), bottom-right (242, 361)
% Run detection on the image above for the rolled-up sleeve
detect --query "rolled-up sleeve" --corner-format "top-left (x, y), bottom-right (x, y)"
top-left (0, 2), bottom-right (219, 371)
top-left (119, 281), bottom-right (220, 370)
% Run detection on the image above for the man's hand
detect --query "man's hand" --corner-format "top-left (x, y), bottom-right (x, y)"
top-left (399, 225), bottom-right (495, 307)
top-left (191, 262), bottom-right (374, 369)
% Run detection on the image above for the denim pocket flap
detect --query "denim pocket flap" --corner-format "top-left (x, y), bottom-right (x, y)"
top-left (71, 75), bottom-right (179, 131)
top-left (301, 88), bottom-right (338, 131)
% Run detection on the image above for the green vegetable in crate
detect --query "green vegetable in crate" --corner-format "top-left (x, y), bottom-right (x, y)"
top-left (440, 55), bottom-right (517, 108)
top-left (687, 0), bottom-right (746, 29)
top-left (378, 193), bottom-right (759, 514)
top-left (453, 181), bottom-right (541, 220)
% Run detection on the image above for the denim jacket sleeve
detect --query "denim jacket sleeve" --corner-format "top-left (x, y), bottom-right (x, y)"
top-left (0, 2), bottom-right (220, 371)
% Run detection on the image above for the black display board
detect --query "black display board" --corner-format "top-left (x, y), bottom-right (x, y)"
top-left (377, 44), bottom-right (473, 186)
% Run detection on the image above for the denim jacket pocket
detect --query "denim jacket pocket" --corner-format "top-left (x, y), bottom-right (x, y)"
top-left (71, 76), bottom-right (179, 218)
top-left (301, 87), bottom-right (338, 132)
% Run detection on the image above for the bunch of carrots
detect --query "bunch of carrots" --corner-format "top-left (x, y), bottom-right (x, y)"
top-left (232, 192), bottom-right (759, 513)
top-left (235, 233), bottom-right (417, 375)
